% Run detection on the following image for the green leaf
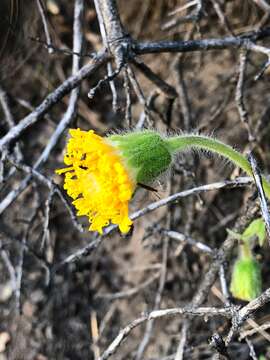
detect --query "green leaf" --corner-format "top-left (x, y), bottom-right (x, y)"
top-left (227, 218), bottom-right (266, 247)
top-left (242, 218), bottom-right (266, 247)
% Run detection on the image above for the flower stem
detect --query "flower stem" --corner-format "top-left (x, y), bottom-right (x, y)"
top-left (239, 241), bottom-right (252, 259)
top-left (166, 134), bottom-right (270, 199)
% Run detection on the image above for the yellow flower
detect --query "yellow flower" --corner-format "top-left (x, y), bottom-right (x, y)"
top-left (57, 129), bottom-right (174, 234)
top-left (56, 129), bottom-right (135, 234)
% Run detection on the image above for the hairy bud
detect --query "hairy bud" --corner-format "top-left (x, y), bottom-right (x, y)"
top-left (230, 258), bottom-right (262, 301)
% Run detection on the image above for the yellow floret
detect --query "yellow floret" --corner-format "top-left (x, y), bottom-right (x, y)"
top-left (56, 129), bottom-right (135, 234)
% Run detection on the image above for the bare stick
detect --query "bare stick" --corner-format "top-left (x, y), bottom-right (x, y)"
top-left (126, 65), bottom-right (152, 126)
top-left (94, 0), bottom-right (119, 111)
top-left (190, 235), bottom-right (236, 308)
top-left (38, 0), bottom-right (85, 165)
top-left (123, 67), bottom-right (132, 126)
top-left (235, 51), bottom-right (255, 142)
top-left (96, 0), bottom-right (126, 44)
top-left (0, 2), bottom-right (96, 216)
top-left (16, 206), bottom-right (41, 313)
top-left (252, 0), bottom-right (270, 12)
top-left (54, 177), bottom-right (253, 270)
top-left (94, 0), bottom-right (128, 68)
top-left (175, 56), bottom-right (192, 130)
top-left (219, 265), bottom-right (230, 306)
top-left (135, 92), bottom-right (160, 129)
top-left (0, 242), bottom-right (17, 297)
top-left (210, 0), bottom-right (234, 36)
top-left (164, 230), bottom-right (213, 253)
top-left (0, 86), bottom-right (16, 128)
top-left (245, 338), bottom-right (258, 360)
top-left (248, 153), bottom-right (270, 243)
top-left (174, 320), bottom-right (188, 360)
top-left (162, 0), bottom-right (203, 31)
top-left (2, 29), bottom-right (270, 152)
top-left (168, 1), bottom-right (198, 17)
top-left (36, 0), bottom-right (54, 53)
top-left (130, 177), bottom-right (252, 221)
top-left (7, 155), bottom-right (83, 232)
top-left (99, 306), bottom-right (233, 360)
top-left (0, 50), bottom-right (109, 151)
top-left (132, 58), bottom-right (177, 99)
top-left (226, 287), bottom-right (270, 344)
top-left (133, 29), bottom-right (270, 55)
top-left (40, 189), bottom-right (54, 251)
top-left (239, 321), bottom-right (270, 340)
top-left (0, 86), bottom-right (23, 162)
top-left (135, 236), bottom-right (169, 360)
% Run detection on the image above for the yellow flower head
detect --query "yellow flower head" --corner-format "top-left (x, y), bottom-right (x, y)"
top-left (57, 129), bottom-right (173, 234)
top-left (56, 129), bottom-right (135, 234)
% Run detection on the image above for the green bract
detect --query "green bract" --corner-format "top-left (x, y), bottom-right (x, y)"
top-left (230, 258), bottom-right (262, 301)
top-left (109, 131), bottom-right (172, 184)
top-left (227, 218), bottom-right (266, 247)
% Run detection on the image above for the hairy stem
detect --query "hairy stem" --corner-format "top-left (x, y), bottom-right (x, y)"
top-left (166, 134), bottom-right (270, 198)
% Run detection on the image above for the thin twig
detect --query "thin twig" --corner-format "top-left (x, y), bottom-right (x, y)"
top-left (99, 306), bottom-right (233, 360)
top-left (0, 50), bottom-right (109, 151)
top-left (133, 30), bottom-right (270, 55)
top-left (235, 51), bottom-right (255, 142)
top-left (175, 56), bottom-right (192, 130)
top-left (94, 0), bottom-right (119, 111)
top-left (127, 65), bottom-right (152, 126)
top-left (16, 206), bottom-right (40, 313)
top-left (40, 189), bottom-right (54, 251)
top-left (0, 243), bottom-right (17, 297)
top-left (123, 67), bottom-right (132, 126)
top-left (245, 338), bottom-right (258, 360)
top-left (226, 287), bottom-right (270, 344)
top-left (135, 235), bottom-right (169, 360)
top-left (0, 85), bottom-right (23, 163)
top-left (6, 155), bottom-right (83, 232)
top-left (0, 2), bottom-right (95, 216)
top-left (132, 58), bottom-right (177, 99)
top-left (53, 177), bottom-right (253, 270)
top-left (36, 0), bottom-right (54, 53)
top-left (135, 91), bottom-right (158, 129)
top-left (163, 230), bottom-right (213, 253)
top-left (239, 321), bottom-right (270, 340)
top-left (162, 0), bottom-right (203, 30)
top-left (252, 0), bottom-right (270, 13)
top-left (210, 0), bottom-right (234, 36)
top-left (174, 320), bottom-right (188, 360)
top-left (219, 265), bottom-right (231, 306)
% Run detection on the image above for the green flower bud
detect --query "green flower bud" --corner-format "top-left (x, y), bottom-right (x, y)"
top-left (109, 131), bottom-right (172, 184)
top-left (230, 258), bottom-right (262, 301)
